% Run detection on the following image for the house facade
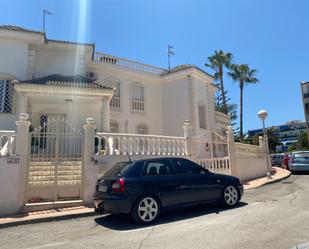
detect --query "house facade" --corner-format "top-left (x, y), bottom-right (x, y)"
top-left (0, 25), bottom-right (230, 136)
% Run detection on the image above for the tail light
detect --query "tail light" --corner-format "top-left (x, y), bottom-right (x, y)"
top-left (111, 178), bottom-right (125, 193)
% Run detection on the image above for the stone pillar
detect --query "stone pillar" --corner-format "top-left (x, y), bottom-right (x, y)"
top-left (226, 126), bottom-right (237, 176)
top-left (259, 136), bottom-right (264, 148)
top-left (101, 97), bottom-right (110, 132)
top-left (15, 113), bottom-right (31, 210)
top-left (183, 120), bottom-right (193, 157)
top-left (19, 94), bottom-right (28, 114)
top-left (82, 118), bottom-right (97, 205)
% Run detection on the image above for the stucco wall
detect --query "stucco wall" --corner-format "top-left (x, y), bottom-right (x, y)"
top-left (234, 157), bottom-right (268, 182)
top-left (0, 157), bottom-right (22, 215)
top-left (0, 38), bottom-right (28, 80)
top-left (161, 77), bottom-right (190, 137)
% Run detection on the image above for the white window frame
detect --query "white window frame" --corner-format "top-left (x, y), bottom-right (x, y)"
top-left (198, 102), bottom-right (207, 129)
top-left (131, 82), bottom-right (145, 112)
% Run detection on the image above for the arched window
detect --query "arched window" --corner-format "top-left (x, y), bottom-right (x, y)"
top-left (136, 123), bottom-right (148, 135)
top-left (198, 102), bottom-right (207, 129)
top-left (110, 81), bottom-right (121, 109)
top-left (0, 80), bottom-right (14, 113)
top-left (131, 82), bottom-right (144, 112)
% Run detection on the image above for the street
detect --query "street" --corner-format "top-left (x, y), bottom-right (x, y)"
top-left (1, 174), bottom-right (309, 249)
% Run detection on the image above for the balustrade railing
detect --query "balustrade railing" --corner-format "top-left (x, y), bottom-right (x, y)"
top-left (235, 142), bottom-right (265, 158)
top-left (0, 130), bottom-right (16, 156)
top-left (197, 157), bottom-right (230, 173)
top-left (95, 132), bottom-right (186, 156)
top-left (94, 52), bottom-right (167, 76)
top-left (110, 96), bottom-right (120, 110)
top-left (131, 99), bottom-right (145, 112)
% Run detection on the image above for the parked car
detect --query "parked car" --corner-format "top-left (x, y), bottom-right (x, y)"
top-left (271, 154), bottom-right (284, 166)
top-left (288, 151), bottom-right (309, 173)
top-left (281, 154), bottom-right (291, 169)
top-left (93, 157), bottom-right (244, 224)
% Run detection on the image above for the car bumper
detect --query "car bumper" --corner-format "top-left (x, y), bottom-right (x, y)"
top-left (93, 192), bottom-right (132, 214)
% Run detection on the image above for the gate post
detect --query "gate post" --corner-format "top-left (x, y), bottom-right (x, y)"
top-left (15, 113), bottom-right (31, 210)
top-left (226, 126), bottom-right (237, 176)
top-left (82, 118), bottom-right (97, 205)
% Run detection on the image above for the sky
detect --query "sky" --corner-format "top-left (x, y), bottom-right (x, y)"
top-left (0, 0), bottom-right (308, 132)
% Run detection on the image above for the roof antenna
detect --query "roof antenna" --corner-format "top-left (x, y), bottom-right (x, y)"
top-left (42, 9), bottom-right (53, 33)
top-left (167, 45), bottom-right (174, 69)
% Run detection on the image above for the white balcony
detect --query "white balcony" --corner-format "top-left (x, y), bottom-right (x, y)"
top-left (110, 96), bottom-right (120, 110)
top-left (131, 99), bottom-right (145, 112)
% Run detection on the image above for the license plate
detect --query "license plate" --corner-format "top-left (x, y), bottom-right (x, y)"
top-left (98, 185), bottom-right (107, 192)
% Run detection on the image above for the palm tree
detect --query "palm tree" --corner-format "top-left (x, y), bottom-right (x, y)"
top-left (228, 64), bottom-right (259, 140)
top-left (205, 50), bottom-right (233, 114)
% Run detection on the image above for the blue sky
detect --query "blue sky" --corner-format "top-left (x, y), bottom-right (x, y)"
top-left (1, 0), bottom-right (308, 131)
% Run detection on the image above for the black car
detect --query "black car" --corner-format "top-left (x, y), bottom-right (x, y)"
top-left (93, 157), bottom-right (244, 224)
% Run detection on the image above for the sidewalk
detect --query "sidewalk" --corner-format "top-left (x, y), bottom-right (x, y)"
top-left (0, 167), bottom-right (291, 228)
top-left (243, 166), bottom-right (291, 190)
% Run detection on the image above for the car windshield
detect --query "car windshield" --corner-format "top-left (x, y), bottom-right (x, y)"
top-left (294, 153), bottom-right (309, 160)
top-left (104, 162), bottom-right (133, 177)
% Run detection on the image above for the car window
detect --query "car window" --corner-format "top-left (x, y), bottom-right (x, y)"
top-left (142, 160), bottom-right (174, 176)
top-left (294, 153), bottom-right (309, 160)
top-left (104, 162), bottom-right (133, 177)
top-left (173, 159), bottom-right (203, 175)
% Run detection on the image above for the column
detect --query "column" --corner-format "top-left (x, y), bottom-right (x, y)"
top-left (15, 113), bottom-right (31, 210)
top-left (101, 97), bottom-right (110, 132)
top-left (82, 118), bottom-right (97, 205)
top-left (183, 120), bottom-right (193, 158)
top-left (226, 126), bottom-right (237, 176)
top-left (19, 94), bottom-right (28, 114)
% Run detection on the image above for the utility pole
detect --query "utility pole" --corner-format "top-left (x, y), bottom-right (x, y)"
top-left (42, 9), bottom-right (53, 33)
top-left (167, 45), bottom-right (174, 69)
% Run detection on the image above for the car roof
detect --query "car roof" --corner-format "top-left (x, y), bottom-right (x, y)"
top-left (127, 157), bottom-right (188, 164)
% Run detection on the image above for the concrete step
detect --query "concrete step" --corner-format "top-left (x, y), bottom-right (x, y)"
top-left (23, 199), bottom-right (83, 213)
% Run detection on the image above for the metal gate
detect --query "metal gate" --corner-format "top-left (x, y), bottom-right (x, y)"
top-left (27, 115), bottom-right (83, 203)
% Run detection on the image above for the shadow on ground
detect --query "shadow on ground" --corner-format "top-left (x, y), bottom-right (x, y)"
top-left (94, 202), bottom-right (247, 231)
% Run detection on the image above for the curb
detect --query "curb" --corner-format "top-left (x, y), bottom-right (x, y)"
top-left (0, 210), bottom-right (99, 229)
top-left (245, 171), bottom-right (291, 191)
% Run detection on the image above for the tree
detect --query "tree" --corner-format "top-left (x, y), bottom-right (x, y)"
top-left (205, 50), bottom-right (233, 115)
top-left (227, 64), bottom-right (259, 140)
top-left (266, 127), bottom-right (281, 153)
top-left (215, 89), bottom-right (237, 126)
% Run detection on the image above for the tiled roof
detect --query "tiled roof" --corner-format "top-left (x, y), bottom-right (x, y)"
top-left (0, 25), bottom-right (43, 34)
top-left (19, 74), bottom-right (114, 90)
top-left (160, 64), bottom-right (215, 79)
top-left (48, 39), bottom-right (94, 47)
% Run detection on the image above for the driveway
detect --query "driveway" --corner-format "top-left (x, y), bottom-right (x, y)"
top-left (1, 174), bottom-right (309, 249)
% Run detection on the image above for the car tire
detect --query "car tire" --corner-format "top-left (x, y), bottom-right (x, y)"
top-left (131, 195), bottom-right (160, 224)
top-left (220, 185), bottom-right (240, 207)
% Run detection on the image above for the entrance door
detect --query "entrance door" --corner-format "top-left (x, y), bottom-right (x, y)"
top-left (27, 115), bottom-right (82, 203)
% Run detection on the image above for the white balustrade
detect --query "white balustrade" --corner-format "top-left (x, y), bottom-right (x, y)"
top-left (93, 52), bottom-right (167, 76)
top-left (131, 99), bottom-right (145, 112)
top-left (197, 157), bottom-right (230, 174)
top-left (95, 132), bottom-right (186, 156)
top-left (235, 143), bottom-right (265, 158)
top-left (0, 130), bottom-right (16, 156)
top-left (110, 96), bottom-right (120, 109)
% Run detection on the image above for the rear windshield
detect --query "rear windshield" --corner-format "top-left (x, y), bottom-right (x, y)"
top-left (294, 153), bottom-right (309, 159)
top-left (104, 162), bottom-right (133, 177)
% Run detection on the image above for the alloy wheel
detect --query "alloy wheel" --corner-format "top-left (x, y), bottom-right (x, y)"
top-left (224, 185), bottom-right (239, 206)
top-left (138, 197), bottom-right (159, 222)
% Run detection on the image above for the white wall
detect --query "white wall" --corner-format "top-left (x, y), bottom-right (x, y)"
top-left (234, 157), bottom-right (268, 182)
top-left (161, 77), bottom-right (190, 137)
top-left (0, 38), bottom-right (28, 80)
top-left (0, 157), bottom-right (22, 215)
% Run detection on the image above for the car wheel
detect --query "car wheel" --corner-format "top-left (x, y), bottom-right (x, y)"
top-left (132, 196), bottom-right (160, 224)
top-left (221, 185), bottom-right (239, 207)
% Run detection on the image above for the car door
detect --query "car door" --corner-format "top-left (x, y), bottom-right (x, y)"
top-left (140, 159), bottom-right (181, 208)
top-left (172, 158), bottom-right (220, 204)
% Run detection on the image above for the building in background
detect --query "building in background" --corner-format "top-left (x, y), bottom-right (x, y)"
top-left (301, 81), bottom-right (309, 142)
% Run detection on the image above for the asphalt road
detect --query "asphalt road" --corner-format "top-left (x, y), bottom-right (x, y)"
top-left (1, 174), bottom-right (309, 249)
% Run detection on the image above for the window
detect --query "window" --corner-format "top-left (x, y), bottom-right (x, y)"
top-left (132, 82), bottom-right (144, 111)
top-left (110, 82), bottom-right (121, 109)
top-left (142, 160), bottom-right (174, 176)
top-left (174, 159), bottom-right (204, 175)
top-left (110, 120), bottom-right (119, 133)
top-left (198, 102), bottom-right (206, 129)
top-left (0, 80), bottom-right (14, 113)
top-left (136, 124), bottom-right (148, 134)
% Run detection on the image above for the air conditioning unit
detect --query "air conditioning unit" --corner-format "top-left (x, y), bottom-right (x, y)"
top-left (86, 71), bottom-right (98, 81)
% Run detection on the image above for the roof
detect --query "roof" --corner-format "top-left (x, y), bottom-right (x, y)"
top-left (160, 64), bottom-right (214, 79)
top-left (0, 25), bottom-right (94, 47)
top-left (19, 74), bottom-right (114, 90)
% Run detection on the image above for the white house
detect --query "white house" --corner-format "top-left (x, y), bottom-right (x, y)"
top-left (0, 25), bottom-right (230, 136)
